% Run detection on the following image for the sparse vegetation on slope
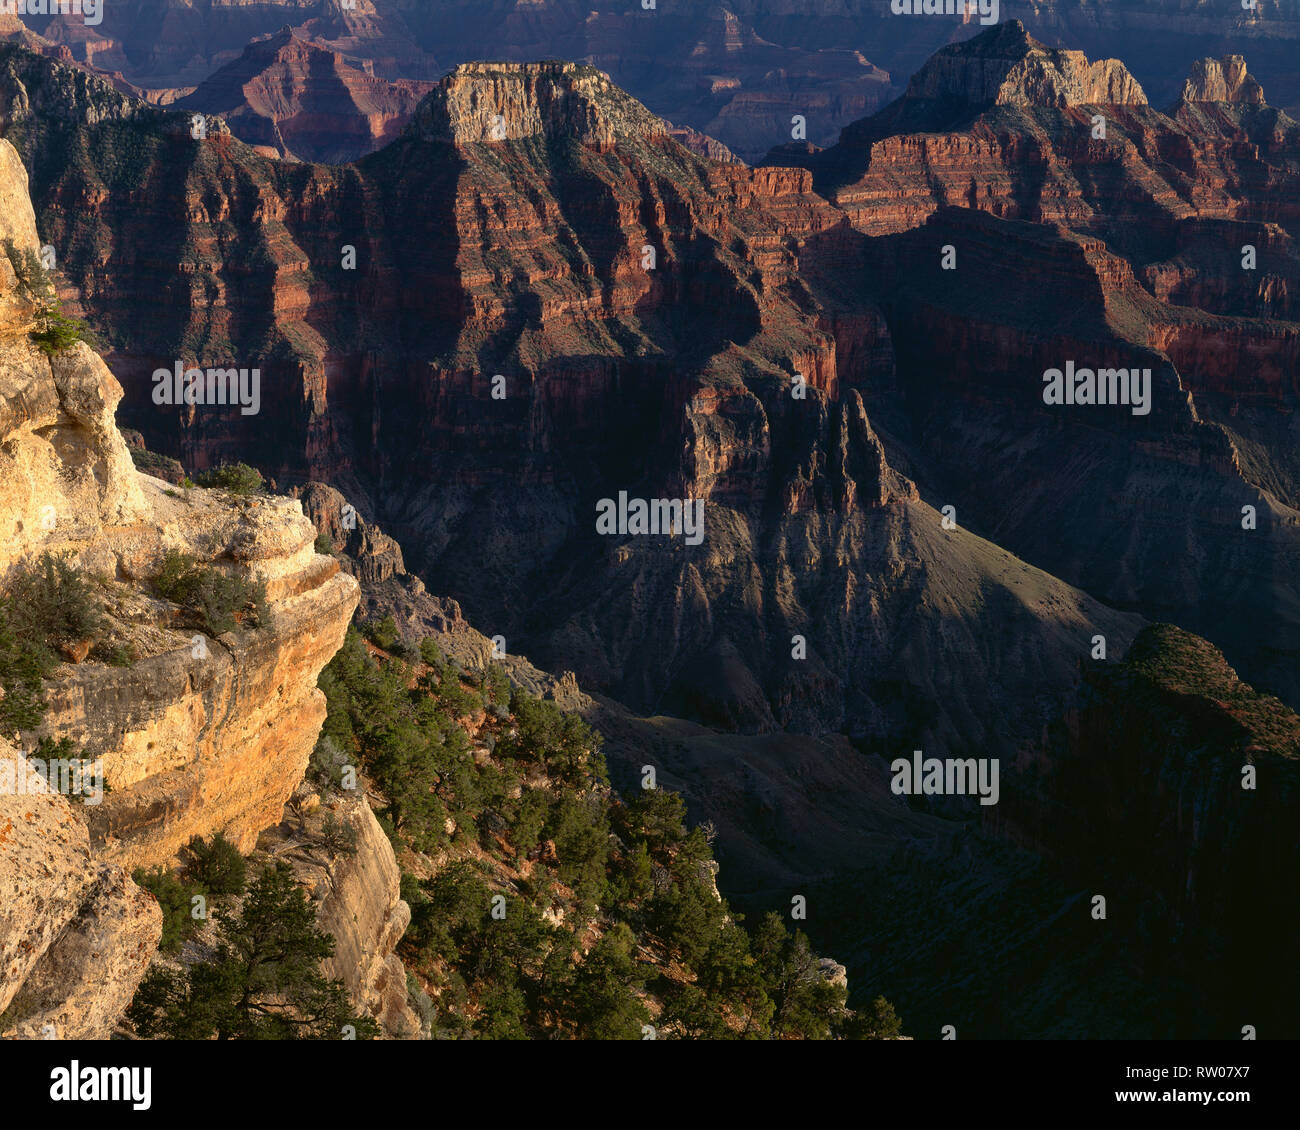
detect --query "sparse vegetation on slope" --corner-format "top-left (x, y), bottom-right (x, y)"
top-left (126, 857), bottom-right (379, 1041)
top-left (154, 549), bottom-right (269, 635)
top-left (316, 625), bottom-right (902, 1040)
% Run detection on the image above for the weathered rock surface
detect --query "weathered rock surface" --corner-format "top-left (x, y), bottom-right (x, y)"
top-left (268, 794), bottom-right (419, 1039)
top-left (0, 128), bottom-right (359, 1034)
top-left (1179, 55), bottom-right (1265, 106)
top-left (901, 19), bottom-right (1146, 109)
top-left (0, 744), bottom-right (161, 1039)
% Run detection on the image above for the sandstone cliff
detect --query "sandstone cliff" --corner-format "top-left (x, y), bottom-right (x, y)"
top-left (0, 132), bottom-right (366, 1036)
top-left (411, 61), bottom-right (669, 149)
top-left (0, 741), bottom-right (160, 1038)
top-left (261, 792), bottom-right (421, 1039)
top-left (1179, 55), bottom-right (1266, 106)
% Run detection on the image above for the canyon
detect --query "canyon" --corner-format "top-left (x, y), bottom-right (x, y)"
top-left (9, 1), bottom-right (1300, 166)
top-left (0, 14), bottom-right (1297, 1037)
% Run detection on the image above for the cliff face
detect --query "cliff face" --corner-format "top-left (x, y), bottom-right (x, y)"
top-left (260, 792), bottom-right (420, 1039)
top-left (0, 742), bottom-right (160, 1039)
top-left (411, 61), bottom-right (669, 149)
top-left (902, 20), bottom-right (1147, 109)
top-left (789, 23), bottom-right (1300, 238)
top-left (1179, 55), bottom-right (1266, 106)
top-left (4, 36), bottom-right (1298, 733)
top-left (0, 132), bottom-right (363, 1034)
top-left (173, 27), bottom-right (435, 163)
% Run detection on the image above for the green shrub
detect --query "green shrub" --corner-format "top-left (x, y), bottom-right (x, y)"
top-left (0, 598), bottom-right (55, 734)
top-left (4, 553), bottom-right (104, 650)
top-left (132, 867), bottom-right (204, 953)
top-left (2, 238), bottom-right (55, 305)
top-left (179, 833), bottom-right (246, 897)
top-left (319, 812), bottom-right (358, 855)
top-left (192, 463), bottom-right (263, 495)
top-left (486, 664), bottom-right (512, 707)
top-left (363, 616), bottom-right (400, 651)
top-left (509, 787), bottom-right (550, 857)
top-left (314, 531), bottom-right (334, 555)
top-left (419, 638), bottom-right (444, 669)
top-left (154, 549), bottom-right (268, 635)
top-left (127, 861), bottom-right (378, 1040)
top-left (92, 640), bottom-right (137, 667)
top-left (30, 309), bottom-right (94, 356)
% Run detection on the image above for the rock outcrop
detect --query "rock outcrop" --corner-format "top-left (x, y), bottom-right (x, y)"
top-left (0, 743), bottom-right (161, 1039)
top-left (411, 61), bottom-right (668, 149)
top-left (267, 793), bottom-right (420, 1039)
top-left (0, 130), bottom-right (359, 1034)
top-left (1179, 55), bottom-right (1266, 106)
top-left (901, 20), bottom-right (1146, 109)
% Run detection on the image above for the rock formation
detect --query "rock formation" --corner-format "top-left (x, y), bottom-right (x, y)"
top-left (263, 792), bottom-right (421, 1039)
top-left (0, 742), bottom-right (161, 1038)
top-left (0, 131), bottom-right (376, 1035)
top-left (173, 27), bottom-right (435, 163)
top-left (1179, 54), bottom-right (1266, 106)
top-left (900, 19), bottom-right (1147, 109)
